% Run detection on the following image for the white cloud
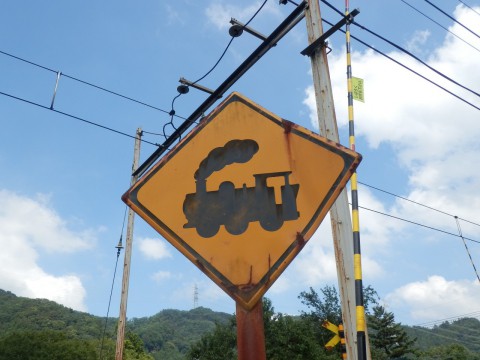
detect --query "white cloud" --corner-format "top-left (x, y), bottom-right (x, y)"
top-left (138, 237), bottom-right (172, 260)
top-left (205, 1), bottom-right (281, 30)
top-left (151, 270), bottom-right (172, 283)
top-left (0, 190), bottom-right (93, 311)
top-left (406, 29), bottom-right (431, 55)
top-left (385, 276), bottom-right (480, 323)
top-left (301, 5), bottom-right (480, 323)
top-left (305, 5), bottom-right (480, 232)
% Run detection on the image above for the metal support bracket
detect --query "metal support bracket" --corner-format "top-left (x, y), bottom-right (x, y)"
top-left (229, 18), bottom-right (269, 42)
top-left (179, 77), bottom-right (216, 95)
top-left (300, 8), bottom-right (359, 57)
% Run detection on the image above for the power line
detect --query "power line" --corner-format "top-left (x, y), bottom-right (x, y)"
top-left (358, 181), bottom-right (480, 228)
top-left (322, 17), bottom-right (480, 111)
top-left (99, 207), bottom-right (128, 359)
top-left (0, 49), bottom-right (186, 120)
top-left (165, 0), bottom-right (269, 132)
top-left (457, 0), bottom-right (480, 17)
top-left (455, 217), bottom-right (480, 283)
top-left (423, 0), bottom-right (480, 39)
top-left (321, 0), bottom-right (480, 99)
top-left (415, 310), bottom-right (480, 327)
top-left (358, 204), bottom-right (480, 245)
top-left (0, 89), bottom-right (159, 146)
top-left (399, 0), bottom-right (480, 53)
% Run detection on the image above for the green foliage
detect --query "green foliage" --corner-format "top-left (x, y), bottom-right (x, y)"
top-left (128, 307), bottom-right (232, 357)
top-left (186, 318), bottom-right (237, 360)
top-left (407, 318), bottom-right (480, 354)
top-left (368, 305), bottom-right (417, 359)
top-left (0, 330), bottom-right (98, 360)
top-left (1, 288), bottom-right (480, 359)
top-left (420, 343), bottom-right (480, 360)
top-left (0, 289), bottom-right (109, 339)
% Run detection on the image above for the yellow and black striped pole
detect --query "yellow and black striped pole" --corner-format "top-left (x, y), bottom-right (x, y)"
top-left (345, 1), bottom-right (367, 359)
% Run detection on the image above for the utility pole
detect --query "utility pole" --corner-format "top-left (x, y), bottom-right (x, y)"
top-left (115, 128), bottom-right (142, 360)
top-left (305, 1), bottom-right (363, 359)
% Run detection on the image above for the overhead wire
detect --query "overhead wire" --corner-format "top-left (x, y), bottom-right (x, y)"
top-left (99, 206), bottom-right (128, 360)
top-left (456, 0), bottom-right (480, 17)
top-left (163, 0), bottom-right (269, 138)
top-left (358, 181), bottom-right (480, 228)
top-left (415, 310), bottom-right (480, 327)
top-left (321, 0), bottom-right (480, 100)
top-left (423, 0), bottom-right (480, 39)
top-left (455, 217), bottom-right (480, 282)
top-left (0, 49), bottom-right (186, 121)
top-left (319, 16), bottom-right (480, 111)
top-left (0, 89), bottom-right (159, 146)
top-left (399, 0), bottom-right (480, 53)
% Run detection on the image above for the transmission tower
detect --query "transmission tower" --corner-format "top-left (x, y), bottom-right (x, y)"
top-left (193, 284), bottom-right (199, 309)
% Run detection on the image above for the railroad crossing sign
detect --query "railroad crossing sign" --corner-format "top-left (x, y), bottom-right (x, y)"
top-left (122, 92), bottom-right (361, 310)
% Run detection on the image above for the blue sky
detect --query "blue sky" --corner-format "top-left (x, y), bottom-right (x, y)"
top-left (0, 0), bottom-right (479, 327)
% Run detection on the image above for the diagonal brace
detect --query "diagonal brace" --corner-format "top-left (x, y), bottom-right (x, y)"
top-left (301, 8), bottom-right (360, 57)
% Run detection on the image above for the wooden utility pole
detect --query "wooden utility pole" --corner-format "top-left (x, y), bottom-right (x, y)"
top-left (305, 2), bottom-right (362, 359)
top-left (115, 128), bottom-right (142, 360)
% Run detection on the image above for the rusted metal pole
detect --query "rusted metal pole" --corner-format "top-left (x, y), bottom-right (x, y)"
top-left (304, 1), bottom-right (358, 358)
top-left (115, 128), bottom-right (142, 360)
top-left (236, 300), bottom-right (266, 360)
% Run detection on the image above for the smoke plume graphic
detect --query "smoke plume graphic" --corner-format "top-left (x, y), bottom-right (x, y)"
top-left (194, 139), bottom-right (259, 180)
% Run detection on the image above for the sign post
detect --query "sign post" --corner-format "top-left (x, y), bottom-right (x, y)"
top-left (122, 92), bottom-right (361, 357)
top-left (236, 300), bottom-right (267, 360)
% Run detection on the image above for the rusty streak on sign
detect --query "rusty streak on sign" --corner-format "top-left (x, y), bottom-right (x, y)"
top-left (122, 92), bottom-right (361, 310)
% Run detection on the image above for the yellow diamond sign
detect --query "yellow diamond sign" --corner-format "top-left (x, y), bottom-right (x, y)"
top-left (122, 92), bottom-right (361, 309)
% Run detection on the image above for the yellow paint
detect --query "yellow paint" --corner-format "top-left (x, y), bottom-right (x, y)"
top-left (351, 172), bottom-right (358, 190)
top-left (325, 335), bottom-right (341, 350)
top-left (123, 92), bottom-right (361, 310)
top-left (352, 209), bottom-right (359, 231)
top-left (356, 306), bottom-right (366, 331)
top-left (354, 254), bottom-right (362, 279)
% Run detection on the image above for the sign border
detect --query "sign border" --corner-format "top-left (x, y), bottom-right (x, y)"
top-left (123, 92), bottom-right (361, 309)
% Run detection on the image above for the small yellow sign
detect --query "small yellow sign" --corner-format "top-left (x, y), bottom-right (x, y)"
top-left (352, 77), bottom-right (365, 102)
top-left (122, 92), bottom-right (361, 310)
top-left (323, 320), bottom-right (340, 350)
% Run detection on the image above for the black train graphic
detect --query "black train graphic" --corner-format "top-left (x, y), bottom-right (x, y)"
top-left (183, 139), bottom-right (300, 238)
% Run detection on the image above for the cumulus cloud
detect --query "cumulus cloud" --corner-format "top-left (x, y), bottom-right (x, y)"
top-left (385, 276), bottom-right (480, 322)
top-left (138, 237), bottom-right (172, 260)
top-left (301, 4), bottom-right (480, 323)
top-left (0, 190), bottom-right (93, 311)
top-left (305, 4), bottom-right (480, 241)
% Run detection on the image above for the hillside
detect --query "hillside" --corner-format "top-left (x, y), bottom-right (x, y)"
top-left (0, 289), bottom-right (231, 359)
top-left (1, 289), bottom-right (480, 359)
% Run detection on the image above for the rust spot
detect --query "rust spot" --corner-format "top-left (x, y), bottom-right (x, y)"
top-left (296, 232), bottom-right (306, 249)
top-left (282, 119), bottom-right (294, 134)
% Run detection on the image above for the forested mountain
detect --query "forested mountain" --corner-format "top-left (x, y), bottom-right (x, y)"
top-left (1, 288), bottom-right (479, 359)
top-left (0, 289), bottom-right (230, 359)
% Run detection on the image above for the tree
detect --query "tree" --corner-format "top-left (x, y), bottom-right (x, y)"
top-left (368, 305), bottom-right (417, 359)
top-left (0, 330), bottom-right (98, 360)
top-left (185, 318), bottom-right (237, 360)
top-left (420, 343), bottom-right (480, 360)
top-left (124, 331), bottom-right (154, 360)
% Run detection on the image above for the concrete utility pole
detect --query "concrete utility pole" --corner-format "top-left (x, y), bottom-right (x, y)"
top-left (305, 2), bottom-right (365, 359)
top-left (115, 128), bottom-right (142, 360)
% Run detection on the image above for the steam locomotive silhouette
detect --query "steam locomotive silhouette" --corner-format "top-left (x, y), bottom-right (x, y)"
top-left (183, 170), bottom-right (300, 238)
